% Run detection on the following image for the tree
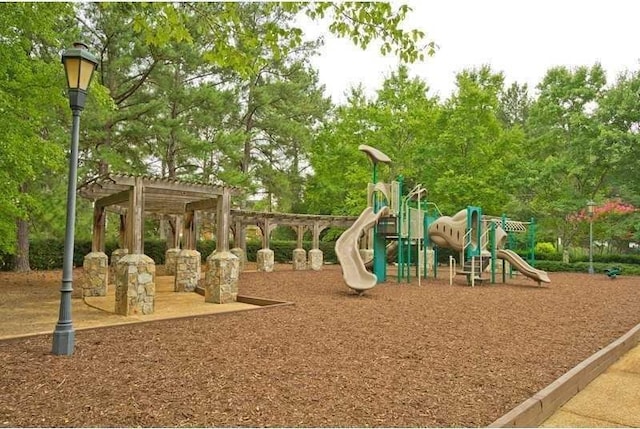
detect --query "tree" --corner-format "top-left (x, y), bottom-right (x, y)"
top-left (428, 66), bottom-right (523, 215)
top-left (306, 67), bottom-right (440, 215)
top-left (498, 81), bottom-right (531, 128)
top-left (596, 69), bottom-right (640, 197)
top-left (525, 64), bottom-right (609, 246)
top-left (0, 3), bottom-right (77, 268)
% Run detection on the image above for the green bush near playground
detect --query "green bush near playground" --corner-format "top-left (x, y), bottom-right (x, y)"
top-left (0, 238), bottom-right (340, 271)
top-left (534, 260), bottom-right (640, 276)
top-left (2, 238), bottom-right (640, 275)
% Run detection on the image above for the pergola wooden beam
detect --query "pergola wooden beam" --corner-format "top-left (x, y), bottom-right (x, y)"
top-left (185, 197), bottom-right (218, 212)
top-left (95, 189), bottom-right (130, 208)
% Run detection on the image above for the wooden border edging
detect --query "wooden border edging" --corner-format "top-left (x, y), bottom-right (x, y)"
top-left (488, 322), bottom-right (640, 427)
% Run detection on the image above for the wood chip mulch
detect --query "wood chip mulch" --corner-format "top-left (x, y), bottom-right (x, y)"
top-left (1, 266), bottom-right (639, 427)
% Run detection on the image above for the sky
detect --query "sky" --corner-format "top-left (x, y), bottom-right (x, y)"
top-left (305, 0), bottom-right (640, 103)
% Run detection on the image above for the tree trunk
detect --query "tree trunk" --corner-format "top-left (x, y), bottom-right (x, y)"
top-left (14, 217), bottom-right (30, 272)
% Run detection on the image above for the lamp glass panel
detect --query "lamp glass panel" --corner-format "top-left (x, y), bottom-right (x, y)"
top-left (64, 57), bottom-right (80, 89)
top-left (78, 58), bottom-right (95, 90)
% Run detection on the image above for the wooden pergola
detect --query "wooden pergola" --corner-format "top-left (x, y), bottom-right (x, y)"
top-left (78, 174), bottom-right (240, 256)
top-left (79, 174), bottom-right (363, 265)
top-left (230, 209), bottom-right (357, 250)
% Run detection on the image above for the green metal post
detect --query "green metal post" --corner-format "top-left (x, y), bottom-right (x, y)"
top-left (501, 214), bottom-right (507, 283)
top-left (407, 203), bottom-right (411, 284)
top-left (434, 246), bottom-right (439, 278)
top-left (490, 222), bottom-right (496, 284)
top-left (397, 199), bottom-right (402, 283)
top-left (528, 217), bottom-right (536, 267)
top-left (423, 211), bottom-right (428, 279)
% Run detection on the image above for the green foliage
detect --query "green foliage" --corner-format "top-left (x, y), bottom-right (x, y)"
top-left (535, 260), bottom-right (640, 276)
top-left (535, 242), bottom-right (556, 254)
top-left (0, 3), bottom-right (76, 253)
top-left (0, 238), bottom-right (342, 270)
top-left (307, 66), bottom-right (441, 215)
top-left (303, 2), bottom-right (432, 63)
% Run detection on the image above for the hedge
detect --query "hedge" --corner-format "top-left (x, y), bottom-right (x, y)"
top-left (533, 260), bottom-right (640, 275)
top-left (0, 239), bottom-right (340, 271)
top-left (3, 237), bottom-right (640, 273)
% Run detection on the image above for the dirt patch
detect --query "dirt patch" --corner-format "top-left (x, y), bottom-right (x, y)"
top-left (0, 267), bottom-right (639, 427)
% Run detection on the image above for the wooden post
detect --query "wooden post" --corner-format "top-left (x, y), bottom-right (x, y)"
top-left (296, 225), bottom-right (304, 249)
top-left (174, 215), bottom-right (183, 248)
top-left (128, 177), bottom-right (144, 254)
top-left (261, 218), bottom-right (271, 250)
top-left (216, 188), bottom-right (231, 252)
top-left (183, 211), bottom-right (195, 250)
top-left (312, 221), bottom-right (320, 250)
top-left (91, 204), bottom-right (106, 252)
top-left (118, 213), bottom-right (127, 249)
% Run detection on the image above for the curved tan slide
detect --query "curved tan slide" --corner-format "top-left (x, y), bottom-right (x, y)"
top-left (497, 249), bottom-right (550, 284)
top-left (336, 206), bottom-right (390, 292)
top-left (427, 208), bottom-right (467, 251)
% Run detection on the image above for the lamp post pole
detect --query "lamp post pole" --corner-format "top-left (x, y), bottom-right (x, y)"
top-left (587, 200), bottom-right (595, 275)
top-left (51, 108), bottom-right (82, 355)
top-left (52, 42), bottom-right (98, 356)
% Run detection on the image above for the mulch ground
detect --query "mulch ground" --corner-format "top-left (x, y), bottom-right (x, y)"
top-left (1, 265), bottom-right (639, 427)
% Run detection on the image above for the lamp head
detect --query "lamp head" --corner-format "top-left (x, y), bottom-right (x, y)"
top-left (62, 42), bottom-right (98, 110)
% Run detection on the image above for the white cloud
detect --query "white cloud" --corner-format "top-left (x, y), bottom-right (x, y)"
top-left (305, 0), bottom-right (640, 103)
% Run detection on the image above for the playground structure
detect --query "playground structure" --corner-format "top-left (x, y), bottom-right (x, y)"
top-left (75, 146), bottom-right (548, 311)
top-left (335, 145), bottom-right (550, 293)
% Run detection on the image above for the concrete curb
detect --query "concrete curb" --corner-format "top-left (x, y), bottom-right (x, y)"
top-left (489, 322), bottom-right (640, 427)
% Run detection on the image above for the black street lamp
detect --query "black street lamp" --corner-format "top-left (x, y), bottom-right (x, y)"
top-left (587, 200), bottom-right (596, 275)
top-left (52, 42), bottom-right (98, 356)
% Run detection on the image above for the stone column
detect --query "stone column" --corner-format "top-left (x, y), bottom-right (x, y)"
top-left (110, 248), bottom-right (128, 278)
top-left (425, 248), bottom-right (436, 277)
top-left (205, 251), bottom-right (239, 303)
top-left (230, 247), bottom-right (245, 271)
top-left (292, 225), bottom-right (306, 270)
top-left (230, 221), bottom-right (246, 271)
top-left (115, 254), bottom-right (156, 316)
top-left (257, 217), bottom-right (274, 272)
top-left (308, 249), bottom-right (323, 271)
top-left (308, 221), bottom-right (323, 271)
top-left (257, 248), bottom-right (275, 272)
top-left (174, 249), bottom-right (201, 292)
top-left (203, 188), bottom-right (239, 303)
top-left (82, 252), bottom-right (108, 297)
top-left (165, 248), bottom-right (180, 275)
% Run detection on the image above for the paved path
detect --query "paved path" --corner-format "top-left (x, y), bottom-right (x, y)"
top-left (541, 343), bottom-right (640, 427)
top-left (0, 276), bottom-right (258, 341)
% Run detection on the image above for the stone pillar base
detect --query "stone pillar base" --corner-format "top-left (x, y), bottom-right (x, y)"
top-left (83, 252), bottom-right (108, 297)
top-left (115, 254), bottom-right (156, 316)
top-left (110, 248), bottom-right (128, 279)
top-left (165, 248), bottom-right (181, 276)
top-left (230, 247), bottom-right (245, 271)
top-left (174, 249), bottom-right (201, 292)
top-left (425, 248), bottom-right (435, 277)
top-left (205, 251), bottom-right (239, 303)
top-left (292, 248), bottom-right (307, 270)
top-left (257, 248), bottom-right (275, 272)
top-left (308, 249), bottom-right (323, 271)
